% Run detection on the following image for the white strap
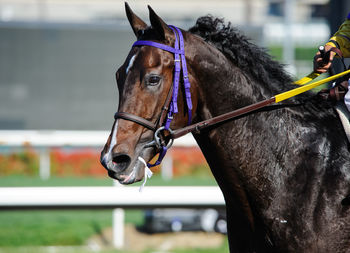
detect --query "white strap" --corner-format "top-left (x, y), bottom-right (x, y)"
top-left (138, 157), bottom-right (153, 192)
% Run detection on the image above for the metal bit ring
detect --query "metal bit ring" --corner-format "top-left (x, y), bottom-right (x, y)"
top-left (154, 126), bottom-right (174, 149)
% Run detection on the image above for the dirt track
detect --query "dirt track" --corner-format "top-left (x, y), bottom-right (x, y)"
top-left (87, 224), bottom-right (225, 252)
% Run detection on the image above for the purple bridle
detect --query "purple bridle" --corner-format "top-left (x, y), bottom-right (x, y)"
top-left (115, 25), bottom-right (193, 168)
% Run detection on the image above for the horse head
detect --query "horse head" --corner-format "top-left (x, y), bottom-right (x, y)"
top-left (100, 3), bottom-right (198, 184)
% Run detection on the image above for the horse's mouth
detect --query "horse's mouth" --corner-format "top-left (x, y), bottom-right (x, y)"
top-left (107, 169), bottom-right (140, 184)
top-left (105, 158), bottom-right (145, 184)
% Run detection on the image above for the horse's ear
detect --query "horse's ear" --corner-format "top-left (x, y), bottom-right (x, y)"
top-left (125, 2), bottom-right (148, 38)
top-left (148, 5), bottom-right (172, 41)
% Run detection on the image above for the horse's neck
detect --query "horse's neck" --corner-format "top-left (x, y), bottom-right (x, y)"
top-left (190, 38), bottom-right (350, 209)
top-left (189, 39), bottom-right (276, 200)
top-left (190, 41), bottom-right (256, 117)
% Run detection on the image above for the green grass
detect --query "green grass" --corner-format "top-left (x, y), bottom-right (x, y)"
top-left (0, 175), bottom-right (222, 251)
top-left (0, 210), bottom-right (111, 246)
top-left (0, 209), bottom-right (144, 247)
top-left (0, 175), bottom-right (114, 187)
top-left (0, 173), bottom-right (218, 187)
top-left (0, 242), bottom-right (229, 253)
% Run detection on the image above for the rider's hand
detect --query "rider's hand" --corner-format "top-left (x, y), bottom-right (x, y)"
top-left (313, 44), bottom-right (336, 73)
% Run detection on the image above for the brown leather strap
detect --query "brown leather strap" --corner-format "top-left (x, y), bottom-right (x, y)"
top-left (172, 97), bottom-right (276, 139)
top-left (115, 112), bottom-right (156, 131)
top-left (114, 82), bottom-right (174, 132)
top-left (329, 80), bottom-right (349, 101)
top-left (157, 84), bottom-right (174, 128)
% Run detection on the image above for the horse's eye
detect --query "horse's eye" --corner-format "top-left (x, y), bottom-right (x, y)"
top-left (146, 75), bottom-right (161, 86)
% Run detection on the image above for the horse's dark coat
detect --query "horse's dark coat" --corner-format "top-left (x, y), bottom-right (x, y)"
top-left (188, 16), bottom-right (350, 253)
top-left (101, 6), bottom-right (350, 252)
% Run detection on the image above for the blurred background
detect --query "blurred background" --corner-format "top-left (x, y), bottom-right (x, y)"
top-left (0, 0), bottom-right (349, 252)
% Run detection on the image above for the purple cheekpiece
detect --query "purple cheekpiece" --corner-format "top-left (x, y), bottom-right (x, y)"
top-left (132, 25), bottom-right (193, 168)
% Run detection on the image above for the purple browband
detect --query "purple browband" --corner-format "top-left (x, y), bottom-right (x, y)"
top-left (132, 25), bottom-right (193, 168)
top-left (132, 41), bottom-right (184, 55)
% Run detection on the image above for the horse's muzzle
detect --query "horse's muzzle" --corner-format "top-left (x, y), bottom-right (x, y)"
top-left (100, 151), bottom-right (140, 184)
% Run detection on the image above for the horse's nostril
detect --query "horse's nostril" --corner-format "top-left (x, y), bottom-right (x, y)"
top-left (112, 153), bottom-right (131, 171)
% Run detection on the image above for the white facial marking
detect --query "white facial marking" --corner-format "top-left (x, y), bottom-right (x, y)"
top-left (126, 54), bottom-right (136, 74)
top-left (104, 120), bottom-right (118, 161)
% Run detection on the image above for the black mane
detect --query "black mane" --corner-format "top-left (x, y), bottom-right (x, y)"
top-left (189, 16), bottom-right (294, 92)
top-left (188, 15), bottom-right (335, 112)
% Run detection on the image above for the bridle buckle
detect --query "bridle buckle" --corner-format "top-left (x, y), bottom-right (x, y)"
top-left (167, 112), bottom-right (174, 120)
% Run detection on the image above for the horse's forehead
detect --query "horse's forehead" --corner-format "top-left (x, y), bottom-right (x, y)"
top-left (119, 46), bottom-right (172, 95)
top-left (120, 47), bottom-right (166, 89)
top-left (126, 46), bottom-right (170, 71)
top-left (119, 48), bottom-right (169, 109)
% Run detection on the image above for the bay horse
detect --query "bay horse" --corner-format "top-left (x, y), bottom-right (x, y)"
top-left (100, 3), bottom-right (350, 252)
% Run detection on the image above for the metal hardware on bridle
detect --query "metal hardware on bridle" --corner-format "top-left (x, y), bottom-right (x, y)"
top-left (154, 126), bottom-right (174, 149)
top-left (114, 25), bottom-right (193, 168)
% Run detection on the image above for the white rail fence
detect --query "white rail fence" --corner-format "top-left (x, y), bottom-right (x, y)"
top-left (0, 186), bottom-right (225, 249)
top-left (0, 186), bottom-right (225, 209)
top-left (0, 130), bottom-right (224, 249)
